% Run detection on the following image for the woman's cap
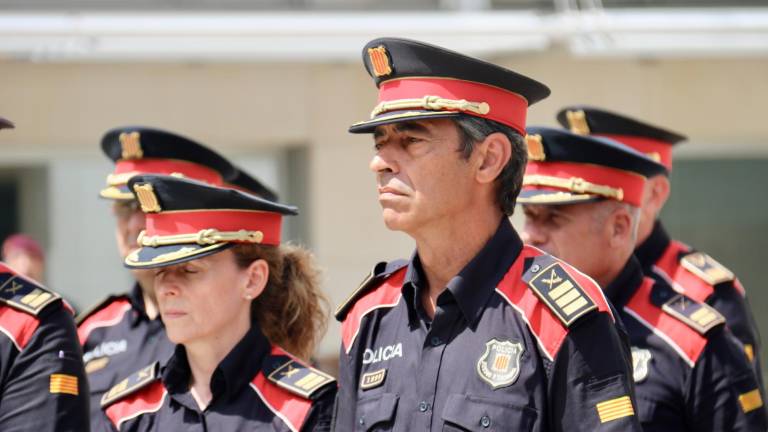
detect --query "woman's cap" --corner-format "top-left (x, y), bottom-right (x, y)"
top-left (124, 174), bottom-right (297, 269)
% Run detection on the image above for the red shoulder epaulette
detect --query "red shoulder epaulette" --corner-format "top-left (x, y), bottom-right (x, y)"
top-left (0, 262), bottom-right (62, 351)
top-left (339, 267), bottom-right (406, 354)
top-left (624, 277), bottom-right (711, 367)
top-left (251, 346), bottom-right (333, 432)
top-left (0, 304), bottom-right (41, 351)
top-left (496, 246), bottom-right (612, 360)
top-left (652, 240), bottom-right (744, 302)
top-left (76, 296), bottom-right (132, 345)
top-left (104, 380), bottom-right (166, 429)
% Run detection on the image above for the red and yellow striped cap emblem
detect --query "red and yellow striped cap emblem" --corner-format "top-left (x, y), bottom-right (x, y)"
top-left (368, 46), bottom-right (392, 77)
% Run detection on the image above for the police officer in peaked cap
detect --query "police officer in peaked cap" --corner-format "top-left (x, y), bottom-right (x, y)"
top-left (334, 38), bottom-right (643, 431)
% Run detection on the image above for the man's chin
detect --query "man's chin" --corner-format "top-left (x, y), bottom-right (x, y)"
top-left (381, 210), bottom-right (412, 232)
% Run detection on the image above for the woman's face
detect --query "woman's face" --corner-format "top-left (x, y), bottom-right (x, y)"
top-left (153, 249), bottom-right (255, 346)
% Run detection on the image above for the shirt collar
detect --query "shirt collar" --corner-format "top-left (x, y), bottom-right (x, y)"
top-left (634, 220), bottom-right (671, 273)
top-left (604, 255), bottom-right (646, 308)
top-left (127, 283), bottom-right (148, 324)
top-left (402, 218), bottom-right (523, 327)
top-left (162, 324), bottom-right (271, 402)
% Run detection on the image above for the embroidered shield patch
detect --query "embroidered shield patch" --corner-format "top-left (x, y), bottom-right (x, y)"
top-left (476, 338), bottom-right (524, 389)
top-left (631, 347), bottom-right (652, 383)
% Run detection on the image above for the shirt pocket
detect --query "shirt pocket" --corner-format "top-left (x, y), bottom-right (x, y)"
top-left (355, 392), bottom-right (399, 432)
top-left (441, 394), bottom-right (538, 432)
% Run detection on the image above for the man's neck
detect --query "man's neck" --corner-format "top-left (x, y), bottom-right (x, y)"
top-left (411, 208), bottom-right (503, 318)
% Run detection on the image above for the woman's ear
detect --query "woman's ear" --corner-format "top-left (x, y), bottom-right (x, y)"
top-left (475, 132), bottom-right (512, 185)
top-left (243, 259), bottom-right (269, 301)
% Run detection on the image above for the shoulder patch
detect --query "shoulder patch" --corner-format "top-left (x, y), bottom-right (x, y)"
top-left (335, 259), bottom-right (408, 321)
top-left (263, 353), bottom-right (335, 399)
top-left (523, 256), bottom-right (597, 327)
top-left (680, 252), bottom-right (735, 286)
top-left (101, 362), bottom-right (160, 408)
top-left (75, 294), bottom-right (129, 326)
top-left (0, 267), bottom-right (60, 316)
top-left (661, 293), bottom-right (725, 335)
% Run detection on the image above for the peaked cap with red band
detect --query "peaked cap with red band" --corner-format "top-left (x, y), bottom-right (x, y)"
top-left (520, 126), bottom-right (666, 206)
top-left (100, 126), bottom-right (237, 200)
top-left (349, 38), bottom-right (550, 135)
top-left (555, 105), bottom-right (686, 172)
top-left (124, 175), bottom-right (297, 269)
top-left (226, 167), bottom-right (279, 202)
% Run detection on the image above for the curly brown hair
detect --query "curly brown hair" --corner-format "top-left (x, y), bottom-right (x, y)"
top-left (232, 243), bottom-right (329, 360)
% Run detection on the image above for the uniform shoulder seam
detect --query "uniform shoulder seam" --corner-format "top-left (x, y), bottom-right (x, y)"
top-left (75, 294), bottom-right (130, 325)
top-left (335, 259), bottom-right (408, 321)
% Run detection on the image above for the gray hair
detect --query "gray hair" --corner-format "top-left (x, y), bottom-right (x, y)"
top-left (452, 115), bottom-right (527, 215)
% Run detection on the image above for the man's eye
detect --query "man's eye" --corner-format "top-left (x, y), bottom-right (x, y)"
top-left (373, 142), bottom-right (383, 151)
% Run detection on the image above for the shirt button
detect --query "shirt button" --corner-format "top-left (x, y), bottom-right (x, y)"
top-left (480, 415), bottom-right (491, 428)
top-left (531, 264), bottom-right (541, 273)
top-left (418, 401), bottom-right (430, 412)
top-left (358, 416), bottom-right (365, 426)
top-left (430, 336), bottom-right (443, 346)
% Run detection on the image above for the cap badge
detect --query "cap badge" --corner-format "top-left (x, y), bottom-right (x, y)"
top-left (525, 134), bottom-right (546, 161)
top-left (566, 110), bottom-right (590, 135)
top-left (476, 338), bottom-right (524, 389)
top-left (133, 183), bottom-right (162, 213)
top-left (368, 46), bottom-right (393, 78)
top-left (119, 131), bottom-right (143, 160)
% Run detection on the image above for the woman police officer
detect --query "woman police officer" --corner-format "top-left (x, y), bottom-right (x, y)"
top-left (96, 174), bottom-right (335, 432)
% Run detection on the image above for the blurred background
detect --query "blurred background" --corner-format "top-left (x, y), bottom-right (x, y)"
top-left (0, 0), bottom-right (766, 378)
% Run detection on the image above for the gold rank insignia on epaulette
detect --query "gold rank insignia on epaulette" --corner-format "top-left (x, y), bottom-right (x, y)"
top-left (525, 261), bottom-right (597, 327)
top-left (0, 271), bottom-right (60, 316)
top-left (101, 362), bottom-right (159, 408)
top-left (680, 252), bottom-right (735, 286)
top-left (661, 294), bottom-right (725, 334)
top-left (266, 357), bottom-right (335, 399)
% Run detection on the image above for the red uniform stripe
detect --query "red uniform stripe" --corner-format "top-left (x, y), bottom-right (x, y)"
top-left (144, 210), bottom-right (283, 246)
top-left (77, 299), bottom-right (132, 345)
top-left (377, 77), bottom-right (528, 134)
top-left (497, 246), bottom-right (611, 359)
top-left (251, 346), bottom-right (314, 432)
top-left (113, 158), bottom-right (224, 186)
top-left (0, 305), bottom-right (41, 351)
top-left (524, 161), bottom-right (647, 206)
top-left (596, 134), bottom-right (673, 171)
top-left (625, 277), bottom-right (708, 366)
top-left (341, 268), bottom-right (406, 353)
top-left (105, 381), bottom-right (166, 429)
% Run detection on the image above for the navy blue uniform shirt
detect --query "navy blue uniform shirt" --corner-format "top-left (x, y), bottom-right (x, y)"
top-left (335, 219), bottom-right (642, 431)
top-left (97, 324), bottom-right (336, 432)
top-left (77, 284), bottom-right (174, 423)
top-left (605, 255), bottom-right (767, 431)
top-left (0, 264), bottom-right (90, 431)
top-left (635, 221), bottom-right (763, 387)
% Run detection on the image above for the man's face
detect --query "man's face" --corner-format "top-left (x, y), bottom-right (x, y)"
top-left (369, 119), bottom-right (475, 234)
top-left (111, 199), bottom-right (145, 260)
top-left (521, 203), bottom-right (611, 278)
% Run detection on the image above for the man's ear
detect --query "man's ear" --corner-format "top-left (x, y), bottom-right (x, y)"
top-left (608, 204), bottom-right (634, 249)
top-left (475, 132), bottom-right (512, 185)
top-left (646, 175), bottom-right (671, 216)
top-left (242, 259), bottom-right (269, 301)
